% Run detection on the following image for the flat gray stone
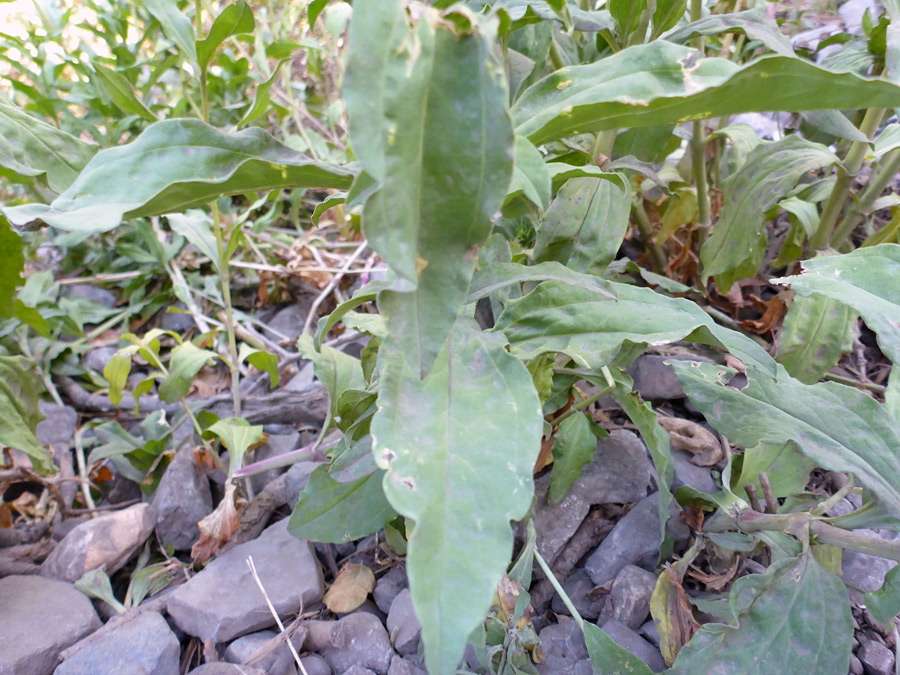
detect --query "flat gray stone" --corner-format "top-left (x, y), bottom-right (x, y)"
top-left (37, 403), bottom-right (78, 447)
top-left (388, 655), bottom-right (426, 675)
top-left (373, 567), bottom-right (408, 614)
top-left (285, 362), bottom-right (316, 392)
top-left (41, 503), bottom-right (156, 582)
top-left (600, 565), bottom-right (657, 629)
top-left (188, 665), bottom-right (266, 675)
top-left (387, 588), bottom-right (421, 656)
top-left (268, 304), bottom-right (310, 342)
top-left (0, 575), bottom-right (101, 675)
top-left (343, 667), bottom-right (377, 675)
top-left (536, 619), bottom-right (589, 675)
top-left (842, 529), bottom-right (900, 600)
top-left (249, 432), bottom-right (300, 493)
top-left (628, 354), bottom-right (706, 400)
top-left (55, 611), bottom-right (178, 675)
top-left (640, 620), bottom-right (660, 647)
top-left (550, 569), bottom-right (605, 620)
top-left (585, 493), bottom-right (664, 586)
top-left (223, 630), bottom-right (282, 673)
top-left (152, 443), bottom-right (212, 550)
top-left (83, 347), bottom-right (117, 374)
top-left (859, 639), bottom-right (894, 675)
top-left (62, 284), bottom-right (116, 309)
top-left (535, 431), bottom-right (652, 564)
top-left (314, 613), bottom-right (393, 675)
top-left (168, 519), bottom-right (324, 643)
top-left (160, 302), bottom-right (195, 332)
top-left (671, 448), bottom-right (715, 493)
top-left (600, 619), bottom-right (666, 672)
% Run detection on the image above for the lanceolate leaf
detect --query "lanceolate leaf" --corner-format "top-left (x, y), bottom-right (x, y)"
top-left (0, 97), bottom-right (97, 193)
top-left (584, 621), bottom-right (655, 675)
top-left (673, 361), bottom-right (900, 519)
top-left (158, 342), bottom-right (219, 403)
top-left (0, 356), bottom-right (53, 475)
top-left (669, 553), bottom-right (852, 674)
top-left (371, 323), bottom-right (542, 674)
top-left (2, 120), bottom-right (354, 233)
top-left (507, 135), bottom-right (552, 211)
top-left (662, 7), bottom-right (794, 56)
top-left (0, 216), bottom-right (23, 319)
top-left (512, 41), bottom-right (900, 146)
top-left (492, 280), bottom-right (775, 374)
top-left (466, 260), bottom-right (615, 303)
top-left (548, 411), bottom-right (597, 504)
top-left (93, 64), bottom-right (156, 121)
top-left (700, 136), bottom-right (837, 288)
top-left (197, 0), bottom-right (255, 72)
top-left (776, 293), bottom-right (857, 384)
top-left (297, 333), bottom-right (365, 428)
top-left (140, 0), bottom-right (198, 66)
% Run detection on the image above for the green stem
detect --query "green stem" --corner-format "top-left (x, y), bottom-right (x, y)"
top-left (552, 384), bottom-right (614, 427)
top-left (591, 129), bottom-right (617, 164)
top-left (690, 0), bottom-right (711, 240)
top-left (811, 107), bottom-right (885, 250)
top-left (548, 37), bottom-right (566, 70)
top-left (832, 147), bottom-right (900, 249)
top-left (534, 549), bottom-right (585, 630)
top-left (632, 200), bottom-right (668, 273)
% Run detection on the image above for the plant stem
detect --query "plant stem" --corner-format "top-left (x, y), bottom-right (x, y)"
top-left (632, 199), bottom-right (667, 273)
top-left (591, 129), bottom-right (617, 165)
top-left (552, 384), bottom-right (614, 426)
top-left (534, 549), bottom-right (585, 630)
top-left (690, 0), bottom-right (711, 242)
top-left (548, 37), bottom-right (566, 70)
top-left (832, 147), bottom-right (900, 248)
top-left (810, 107), bottom-right (886, 250)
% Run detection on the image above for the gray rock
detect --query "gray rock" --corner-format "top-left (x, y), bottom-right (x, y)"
top-left (268, 304), bottom-right (310, 342)
top-left (387, 589), bottom-right (422, 656)
top-left (286, 362), bottom-right (316, 392)
top-left (628, 354), bottom-right (707, 400)
top-left (55, 611), bottom-right (179, 675)
top-left (152, 443), bottom-right (213, 550)
top-left (314, 613), bottom-right (393, 675)
top-left (640, 620), bottom-right (660, 647)
top-left (859, 640), bottom-right (894, 675)
top-left (224, 630), bottom-right (283, 673)
top-left (573, 660), bottom-right (593, 675)
top-left (535, 430), bottom-right (652, 564)
top-left (585, 493), bottom-right (666, 586)
top-left (600, 565), bottom-right (657, 629)
top-left (842, 529), bottom-right (900, 600)
top-left (850, 653), bottom-right (864, 675)
top-left (62, 284), bottom-right (116, 309)
top-left (269, 653), bottom-right (332, 675)
top-left (840, 0), bottom-right (880, 33)
top-left (600, 619), bottom-right (666, 672)
top-left (536, 619), bottom-right (589, 675)
top-left (37, 402), bottom-right (78, 447)
top-left (188, 665), bottom-right (266, 675)
top-left (550, 569), bottom-right (605, 620)
top-left (83, 347), bottom-right (117, 374)
top-left (343, 667), bottom-right (377, 675)
top-left (249, 432), bottom-right (301, 493)
top-left (671, 448), bottom-right (715, 493)
top-left (388, 655), bottom-right (426, 675)
top-left (168, 519), bottom-right (324, 643)
top-left (284, 461), bottom-right (322, 508)
top-left (160, 302), bottom-right (195, 332)
top-left (0, 575), bottom-right (101, 675)
top-left (374, 567), bottom-right (408, 614)
top-left (41, 503), bottom-right (156, 582)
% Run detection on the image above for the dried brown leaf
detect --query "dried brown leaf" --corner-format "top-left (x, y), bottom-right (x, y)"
top-left (191, 483), bottom-right (241, 563)
top-left (657, 416), bottom-right (723, 466)
top-left (323, 563), bottom-right (376, 614)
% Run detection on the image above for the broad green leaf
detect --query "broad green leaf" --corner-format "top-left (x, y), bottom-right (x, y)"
top-left (140, 0), bottom-right (198, 66)
top-left (103, 353), bottom-right (132, 408)
top-left (512, 41), bottom-right (900, 146)
top-left (93, 64), bottom-right (156, 122)
top-left (0, 355), bottom-right (53, 475)
top-left (238, 58), bottom-right (289, 129)
top-left (507, 136), bottom-right (551, 211)
top-left (710, 123), bottom-right (762, 176)
top-left (735, 442), bottom-right (816, 500)
top-left (3, 120), bottom-right (354, 233)
top-left (801, 109), bottom-right (869, 143)
top-left (584, 621), bottom-right (655, 675)
top-left (673, 361), bottom-right (900, 518)
top-left (534, 174), bottom-right (630, 275)
top-left (865, 564), bottom-right (900, 626)
top-left (700, 136), bottom-right (837, 289)
top-left (662, 7), bottom-right (794, 56)
top-left (238, 344), bottom-right (280, 388)
top-left (776, 293), bottom-right (857, 384)
top-left (297, 333), bottom-right (365, 428)
top-left (651, 0), bottom-right (687, 39)
top-left (467, 261), bottom-right (615, 303)
top-left (548, 411), bottom-right (596, 504)
top-left (75, 568), bottom-right (126, 614)
top-left (197, 0), bottom-right (255, 72)
top-left (307, 0), bottom-right (329, 27)
top-left (371, 323), bottom-right (542, 674)
top-left (0, 216), bottom-right (23, 318)
top-left (0, 97), bottom-right (96, 193)
top-left (610, 0), bottom-right (647, 40)
top-left (167, 210), bottom-right (219, 269)
top-left (346, 2), bottom-right (514, 376)
top-left (208, 417), bottom-right (264, 477)
top-left (492, 280), bottom-right (775, 374)
top-left (669, 553), bottom-right (851, 674)
top-left (158, 342), bottom-right (219, 403)
top-left (288, 465), bottom-right (396, 543)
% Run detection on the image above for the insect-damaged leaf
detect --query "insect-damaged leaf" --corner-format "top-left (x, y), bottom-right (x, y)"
top-left (669, 552), bottom-right (852, 674)
top-left (371, 322), bottom-right (542, 674)
top-left (2, 120), bottom-right (354, 233)
top-left (345, 1), bottom-right (514, 377)
top-left (512, 41), bottom-right (900, 146)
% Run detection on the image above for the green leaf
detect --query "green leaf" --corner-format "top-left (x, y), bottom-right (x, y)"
top-left (735, 442), bottom-right (816, 500)
top-left (512, 41), bottom-right (900, 146)
top-left (669, 552), bottom-right (851, 674)
top-left (103, 353), bottom-right (132, 408)
top-left (651, 0), bottom-right (687, 39)
top-left (0, 216), bottom-right (23, 319)
top-left (297, 333), bottom-right (365, 428)
top-left (507, 136), bottom-right (552, 211)
top-left (467, 261), bottom-right (615, 304)
top-left (673, 361), bottom-right (900, 519)
top-left (865, 564), bottom-right (900, 627)
top-left (662, 7), bottom-right (794, 56)
top-left (307, 0), bottom-right (329, 27)
top-left (238, 344), bottom-right (280, 388)
top-left (140, 0), bottom-right (198, 66)
top-left (548, 412), bottom-right (596, 504)
top-left (700, 136), bottom-right (837, 289)
top-left (534, 173), bottom-right (630, 275)
top-left (0, 356), bottom-right (53, 475)
top-left (583, 621), bottom-right (655, 675)
top-left (492, 280), bottom-right (775, 374)
top-left (208, 417), bottom-right (264, 477)
top-left (75, 568), bottom-right (126, 614)
top-left (93, 63), bottom-right (156, 121)
top-left (166, 210), bottom-right (220, 270)
top-left (158, 342), bottom-right (219, 403)
top-left (3, 120), bottom-right (354, 233)
top-left (0, 97), bottom-right (97, 193)
top-left (776, 293), bottom-right (857, 384)
top-left (346, 2), bottom-right (514, 376)
top-left (371, 323), bottom-right (542, 674)
top-left (610, 0), bottom-right (647, 39)
top-left (288, 465), bottom-right (396, 543)
top-left (238, 58), bottom-right (289, 129)
top-left (197, 0), bottom-right (255, 72)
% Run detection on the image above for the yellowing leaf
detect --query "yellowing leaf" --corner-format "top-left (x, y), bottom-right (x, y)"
top-left (324, 563), bottom-right (376, 614)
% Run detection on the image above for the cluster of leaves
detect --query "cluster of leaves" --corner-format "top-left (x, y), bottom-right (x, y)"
top-left (2, 1), bottom-right (900, 674)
